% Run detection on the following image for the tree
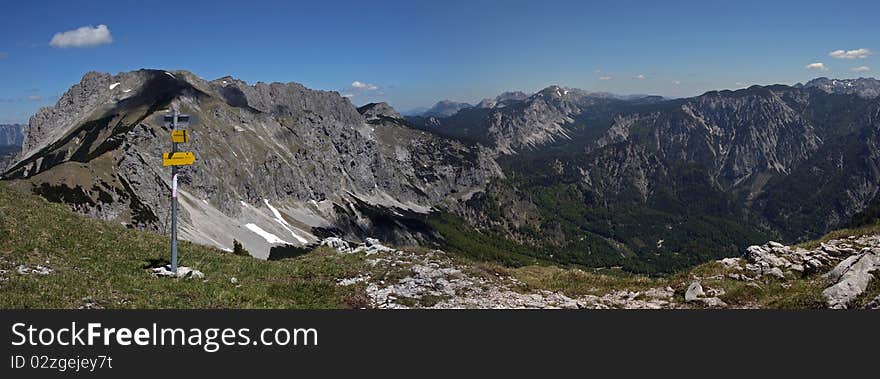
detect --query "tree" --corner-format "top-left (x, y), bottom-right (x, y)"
top-left (232, 239), bottom-right (250, 256)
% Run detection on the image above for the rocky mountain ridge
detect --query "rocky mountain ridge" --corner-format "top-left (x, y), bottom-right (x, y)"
top-left (800, 77), bottom-right (880, 98)
top-left (2, 69), bottom-right (500, 258)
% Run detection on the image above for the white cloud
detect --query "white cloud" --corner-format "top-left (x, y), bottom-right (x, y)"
top-left (829, 48), bottom-right (871, 59)
top-left (634, 74), bottom-right (646, 80)
top-left (26, 95), bottom-right (42, 101)
top-left (851, 66), bottom-right (871, 72)
top-left (342, 93), bottom-right (354, 98)
top-left (50, 25), bottom-right (113, 48)
top-left (351, 81), bottom-right (379, 90)
top-left (598, 76), bottom-right (613, 80)
top-left (805, 62), bottom-right (829, 71)
top-left (672, 80), bottom-right (681, 85)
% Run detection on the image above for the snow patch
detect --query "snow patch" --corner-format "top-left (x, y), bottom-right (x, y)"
top-left (164, 71), bottom-right (176, 79)
top-left (263, 199), bottom-right (309, 244)
top-left (109, 82), bottom-right (120, 90)
top-left (244, 223), bottom-right (290, 245)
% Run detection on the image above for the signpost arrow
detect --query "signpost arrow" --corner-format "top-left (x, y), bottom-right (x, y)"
top-left (162, 151), bottom-right (196, 166)
top-left (171, 130), bottom-right (190, 143)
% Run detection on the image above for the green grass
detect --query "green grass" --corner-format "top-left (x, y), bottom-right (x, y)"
top-left (668, 261), bottom-right (827, 309)
top-left (0, 183), bottom-right (368, 309)
top-left (797, 220), bottom-right (880, 249)
top-left (506, 265), bottom-right (666, 298)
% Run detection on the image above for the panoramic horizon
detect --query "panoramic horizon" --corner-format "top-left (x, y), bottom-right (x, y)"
top-left (2, 0), bottom-right (879, 123)
top-left (4, 2), bottom-right (880, 370)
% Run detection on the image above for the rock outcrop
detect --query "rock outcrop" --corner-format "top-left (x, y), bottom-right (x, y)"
top-left (734, 235), bottom-right (880, 309)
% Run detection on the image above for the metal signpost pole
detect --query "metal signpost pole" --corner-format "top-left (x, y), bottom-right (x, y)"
top-left (171, 109), bottom-right (179, 274)
top-left (162, 109), bottom-right (194, 275)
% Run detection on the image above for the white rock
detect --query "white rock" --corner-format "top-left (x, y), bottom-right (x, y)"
top-left (151, 265), bottom-right (205, 279)
top-left (685, 282), bottom-right (704, 302)
top-left (694, 297), bottom-right (727, 308)
top-left (320, 237), bottom-right (352, 254)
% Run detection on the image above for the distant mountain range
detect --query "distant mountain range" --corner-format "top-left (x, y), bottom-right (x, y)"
top-left (798, 77), bottom-right (880, 98)
top-left (0, 124), bottom-right (24, 147)
top-left (4, 70), bottom-right (880, 274)
top-left (0, 124), bottom-right (24, 171)
top-left (421, 100), bottom-right (474, 117)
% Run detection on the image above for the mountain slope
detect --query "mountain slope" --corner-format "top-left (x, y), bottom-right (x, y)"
top-left (2, 70), bottom-right (500, 258)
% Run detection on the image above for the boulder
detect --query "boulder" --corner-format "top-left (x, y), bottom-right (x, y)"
top-left (867, 295), bottom-right (880, 310)
top-left (822, 252), bottom-right (880, 309)
top-left (685, 282), bottom-right (704, 302)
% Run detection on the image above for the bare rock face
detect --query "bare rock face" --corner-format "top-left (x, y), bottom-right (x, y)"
top-left (596, 88), bottom-right (822, 192)
top-left (2, 69), bottom-right (501, 258)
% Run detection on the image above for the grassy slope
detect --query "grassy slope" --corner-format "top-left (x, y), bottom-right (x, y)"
top-left (0, 183), bottom-right (368, 309)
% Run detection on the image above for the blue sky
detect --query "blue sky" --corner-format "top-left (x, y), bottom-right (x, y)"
top-left (1, 0), bottom-right (878, 123)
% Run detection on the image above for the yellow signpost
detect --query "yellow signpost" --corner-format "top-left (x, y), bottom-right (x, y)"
top-left (171, 130), bottom-right (189, 143)
top-left (162, 151), bottom-right (196, 166)
top-left (163, 110), bottom-right (194, 274)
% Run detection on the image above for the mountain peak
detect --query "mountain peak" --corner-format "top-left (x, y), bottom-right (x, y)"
top-left (422, 100), bottom-right (472, 117)
top-left (358, 102), bottom-right (402, 121)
